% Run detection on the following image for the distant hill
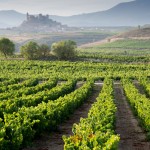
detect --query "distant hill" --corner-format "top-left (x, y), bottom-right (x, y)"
top-left (0, 0), bottom-right (150, 28)
top-left (0, 10), bottom-right (25, 28)
top-left (49, 0), bottom-right (150, 27)
top-left (0, 22), bottom-right (10, 28)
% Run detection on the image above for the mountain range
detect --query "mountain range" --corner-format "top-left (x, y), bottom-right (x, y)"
top-left (0, 0), bottom-right (149, 28)
top-left (0, 10), bottom-right (25, 28)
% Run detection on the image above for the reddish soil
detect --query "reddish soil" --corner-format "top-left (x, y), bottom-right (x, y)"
top-left (23, 82), bottom-right (103, 150)
top-left (114, 81), bottom-right (150, 150)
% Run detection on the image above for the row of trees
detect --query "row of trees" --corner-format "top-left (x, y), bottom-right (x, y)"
top-left (0, 37), bottom-right (77, 60)
top-left (21, 42), bottom-right (50, 59)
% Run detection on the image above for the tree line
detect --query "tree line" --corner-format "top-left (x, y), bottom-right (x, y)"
top-left (0, 37), bottom-right (77, 60)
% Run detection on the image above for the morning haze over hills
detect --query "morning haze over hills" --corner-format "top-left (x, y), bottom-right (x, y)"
top-left (0, 0), bottom-right (149, 28)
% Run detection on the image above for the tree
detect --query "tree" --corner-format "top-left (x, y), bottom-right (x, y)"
top-left (51, 40), bottom-right (77, 60)
top-left (21, 41), bottom-right (40, 60)
top-left (39, 44), bottom-right (50, 58)
top-left (0, 38), bottom-right (15, 58)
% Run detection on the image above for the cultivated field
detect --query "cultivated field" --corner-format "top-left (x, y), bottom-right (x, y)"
top-left (78, 39), bottom-right (150, 63)
top-left (0, 59), bottom-right (150, 150)
top-left (0, 29), bottom-right (150, 149)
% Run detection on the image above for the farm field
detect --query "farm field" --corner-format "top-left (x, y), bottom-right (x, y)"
top-left (0, 60), bottom-right (150, 149)
top-left (78, 39), bottom-right (150, 63)
top-left (0, 0), bottom-right (150, 149)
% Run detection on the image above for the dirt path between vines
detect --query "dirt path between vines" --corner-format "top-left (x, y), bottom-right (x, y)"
top-left (114, 82), bottom-right (150, 150)
top-left (133, 80), bottom-right (146, 95)
top-left (23, 81), bottom-right (103, 150)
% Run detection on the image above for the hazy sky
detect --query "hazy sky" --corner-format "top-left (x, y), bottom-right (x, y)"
top-left (0, 0), bottom-right (134, 16)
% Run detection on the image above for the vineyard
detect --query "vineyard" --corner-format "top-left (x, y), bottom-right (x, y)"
top-left (78, 39), bottom-right (150, 63)
top-left (0, 60), bottom-right (150, 149)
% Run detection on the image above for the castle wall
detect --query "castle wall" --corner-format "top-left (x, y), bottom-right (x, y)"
top-left (27, 13), bottom-right (49, 22)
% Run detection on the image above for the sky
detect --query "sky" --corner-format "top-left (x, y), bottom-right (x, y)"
top-left (0, 0), bottom-right (134, 16)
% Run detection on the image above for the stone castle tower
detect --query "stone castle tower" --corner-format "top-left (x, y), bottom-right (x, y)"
top-left (26, 13), bottom-right (49, 22)
top-left (19, 12), bottom-right (67, 32)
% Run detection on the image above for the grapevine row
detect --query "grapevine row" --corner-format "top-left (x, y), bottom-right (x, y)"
top-left (0, 79), bottom-right (76, 118)
top-left (0, 78), bottom-right (22, 92)
top-left (0, 80), bottom-right (93, 149)
top-left (138, 77), bottom-right (150, 97)
top-left (63, 78), bottom-right (120, 149)
top-left (121, 78), bottom-right (150, 139)
top-left (0, 78), bottom-right (39, 93)
top-left (0, 78), bottom-right (57, 100)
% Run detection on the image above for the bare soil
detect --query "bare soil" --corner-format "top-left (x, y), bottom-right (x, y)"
top-left (23, 82), bottom-right (103, 150)
top-left (79, 38), bottom-right (109, 48)
top-left (133, 80), bottom-right (146, 95)
top-left (114, 81), bottom-right (150, 150)
top-left (116, 28), bottom-right (150, 39)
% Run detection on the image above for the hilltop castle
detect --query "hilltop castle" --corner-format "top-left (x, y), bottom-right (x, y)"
top-left (19, 13), bottom-right (68, 32)
top-left (26, 13), bottom-right (49, 22)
